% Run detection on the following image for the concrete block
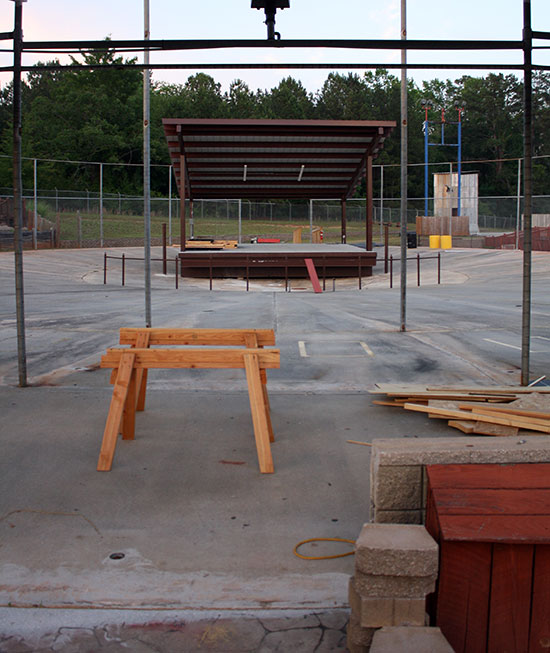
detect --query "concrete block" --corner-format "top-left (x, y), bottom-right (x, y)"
top-left (355, 524), bottom-right (438, 577)
top-left (373, 509), bottom-right (423, 524)
top-left (346, 641), bottom-right (370, 653)
top-left (374, 465), bottom-right (422, 510)
top-left (346, 613), bottom-right (375, 648)
top-left (349, 579), bottom-right (427, 628)
top-left (354, 570), bottom-right (436, 599)
top-left (393, 598), bottom-right (427, 626)
top-left (369, 626), bottom-right (454, 652)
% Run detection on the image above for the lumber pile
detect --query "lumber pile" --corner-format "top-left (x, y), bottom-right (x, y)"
top-left (370, 383), bottom-right (550, 437)
top-left (185, 239), bottom-right (238, 250)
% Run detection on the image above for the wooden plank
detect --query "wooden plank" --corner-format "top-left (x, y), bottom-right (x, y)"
top-left (119, 327), bottom-right (276, 347)
top-left (372, 400), bottom-right (408, 407)
top-left (304, 258), bottom-right (323, 293)
top-left (459, 404), bottom-right (550, 420)
top-left (404, 403), bottom-right (550, 434)
top-left (244, 331), bottom-right (275, 443)
top-left (438, 515), bottom-right (550, 543)
top-left (529, 545), bottom-right (550, 652)
top-left (243, 352), bottom-right (274, 474)
top-left (436, 541), bottom-right (491, 653)
top-left (488, 543), bottom-right (533, 653)
top-left (97, 351), bottom-right (136, 471)
top-left (121, 364), bottom-right (138, 440)
top-left (431, 488), bottom-right (550, 516)
top-left (448, 419), bottom-right (475, 433)
top-left (427, 463), bottom-right (550, 490)
top-left (101, 348), bottom-right (280, 370)
top-left (461, 405), bottom-right (550, 430)
top-left (472, 421), bottom-right (519, 436)
top-left (134, 330), bottom-right (151, 412)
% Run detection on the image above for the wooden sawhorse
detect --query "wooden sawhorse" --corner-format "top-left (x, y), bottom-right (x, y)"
top-left (97, 328), bottom-right (279, 474)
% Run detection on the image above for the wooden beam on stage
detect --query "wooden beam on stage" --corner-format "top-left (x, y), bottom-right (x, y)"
top-left (366, 155), bottom-right (373, 251)
top-left (341, 198), bottom-right (347, 244)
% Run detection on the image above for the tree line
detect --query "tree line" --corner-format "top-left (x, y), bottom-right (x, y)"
top-left (1, 44), bottom-right (549, 200)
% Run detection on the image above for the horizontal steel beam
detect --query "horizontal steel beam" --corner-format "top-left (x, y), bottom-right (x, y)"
top-left (1, 62), bottom-right (526, 74)
top-left (21, 38), bottom-right (524, 52)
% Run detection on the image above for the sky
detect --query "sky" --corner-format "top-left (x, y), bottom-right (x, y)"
top-left (1, 0), bottom-right (550, 93)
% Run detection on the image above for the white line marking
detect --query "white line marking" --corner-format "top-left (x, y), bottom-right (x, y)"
top-left (298, 341), bottom-right (309, 358)
top-left (534, 335), bottom-right (550, 341)
top-left (484, 338), bottom-right (521, 351)
top-left (359, 341), bottom-right (375, 357)
top-left (483, 338), bottom-right (543, 353)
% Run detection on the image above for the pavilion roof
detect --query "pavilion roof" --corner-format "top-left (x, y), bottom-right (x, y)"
top-left (162, 118), bottom-right (395, 200)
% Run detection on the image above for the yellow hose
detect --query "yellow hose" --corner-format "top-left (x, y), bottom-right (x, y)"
top-left (293, 537), bottom-right (356, 560)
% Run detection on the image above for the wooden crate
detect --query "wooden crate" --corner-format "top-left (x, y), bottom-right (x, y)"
top-left (426, 463), bottom-right (550, 653)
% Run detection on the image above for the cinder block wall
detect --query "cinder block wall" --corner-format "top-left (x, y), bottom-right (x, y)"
top-left (370, 436), bottom-right (550, 524)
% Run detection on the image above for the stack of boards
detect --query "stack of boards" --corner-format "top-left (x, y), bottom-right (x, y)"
top-left (370, 383), bottom-right (550, 437)
top-left (184, 239), bottom-right (238, 250)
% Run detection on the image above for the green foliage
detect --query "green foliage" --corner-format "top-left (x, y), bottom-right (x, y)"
top-left (1, 44), bottom-right (550, 200)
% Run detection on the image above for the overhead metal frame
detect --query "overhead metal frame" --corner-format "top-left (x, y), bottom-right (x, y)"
top-left (6, 1), bottom-right (548, 386)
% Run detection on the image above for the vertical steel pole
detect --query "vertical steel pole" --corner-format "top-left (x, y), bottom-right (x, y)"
top-left (12, 0), bottom-right (27, 387)
top-left (380, 164), bottom-right (384, 241)
top-left (309, 199), bottom-right (313, 242)
top-left (341, 199), bottom-right (347, 244)
top-left (33, 158), bottom-right (37, 249)
top-left (99, 162), bottom-right (103, 247)
top-left (521, 0), bottom-right (533, 385)
top-left (168, 165), bottom-right (172, 245)
top-left (238, 199), bottom-right (242, 244)
top-left (516, 157), bottom-right (522, 250)
top-left (143, 0), bottom-right (152, 327)
top-left (400, 0), bottom-right (408, 331)
top-left (424, 112), bottom-right (429, 216)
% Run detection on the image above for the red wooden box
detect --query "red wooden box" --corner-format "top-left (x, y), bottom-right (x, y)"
top-left (426, 463), bottom-right (550, 653)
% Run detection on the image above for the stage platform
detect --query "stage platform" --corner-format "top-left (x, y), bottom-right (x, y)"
top-left (178, 243), bottom-right (377, 281)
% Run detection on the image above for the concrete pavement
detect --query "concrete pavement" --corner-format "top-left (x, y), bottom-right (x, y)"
top-left (0, 245), bottom-right (549, 650)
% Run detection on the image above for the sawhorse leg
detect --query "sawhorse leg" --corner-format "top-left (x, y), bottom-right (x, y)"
top-left (244, 352), bottom-right (274, 474)
top-left (244, 333), bottom-right (274, 444)
top-left (97, 352), bottom-right (136, 471)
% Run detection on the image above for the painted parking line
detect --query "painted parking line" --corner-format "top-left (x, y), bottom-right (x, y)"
top-left (483, 338), bottom-right (544, 353)
top-left (298, 341), bottom-right (309, 358)
top-left (359, 341), bottom-right (375, 357)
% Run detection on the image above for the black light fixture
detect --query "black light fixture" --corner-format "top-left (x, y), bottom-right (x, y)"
top-left (251, 1), bottom-right (290, 40)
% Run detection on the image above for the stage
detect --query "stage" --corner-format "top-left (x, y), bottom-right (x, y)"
top-left (178, 243), bottom-right (377, 282)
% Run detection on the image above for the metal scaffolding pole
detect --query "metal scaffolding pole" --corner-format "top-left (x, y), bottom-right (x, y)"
top-left (521, 0), bottom-right (533, 385)
top-left (143, 0), bottom-right (152, 327)
top-left (12, 0), bottom-right (27, 387)
top-left (400, 0), bottom-right (408, 332)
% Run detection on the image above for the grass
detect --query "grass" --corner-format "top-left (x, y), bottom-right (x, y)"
top-left (56, 211), bottom-right (419, 245)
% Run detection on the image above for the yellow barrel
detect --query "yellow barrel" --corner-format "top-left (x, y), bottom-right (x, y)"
top-left (441, 235), bottom-right (452, 249)
top-left (429, 235), bottom-right (441, 249)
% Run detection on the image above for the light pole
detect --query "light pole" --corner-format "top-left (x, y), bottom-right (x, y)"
top-left (400, 0), bottom-right (407, 332)
top-left (144, 0), bottom-right (152, 327)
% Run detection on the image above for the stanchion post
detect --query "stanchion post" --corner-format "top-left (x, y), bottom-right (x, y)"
top-left (103, 252), bottom-right (107, 284)
top-left (384, 222), bottom-right (389, 274)
top-left (417, 252), bottom-right (420, 286)
top-left (438, 252), bottom-right (441, 284)
top-left (162, 222), bottom-right (167, 275)
top-left (390, 255), bottom-right (393, 288)
top-left (175, 256), bottom-right (179, 289)
top-left (122, 253), bottom-right (125, 286)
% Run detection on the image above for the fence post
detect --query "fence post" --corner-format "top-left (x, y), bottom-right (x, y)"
top-left (175, 256), bottom-right (179, 289)
top-left (103, 252), bottom-right (107, 284)
top-left (77, 210), bottom-right (82, 248)
top-left (390, 255), bottom-right (393, 289)
top-left (162, 222), bottom-right (167, 275)
top-left (438, 252), bottom-right (441, 284)
top-left (56, 213), bottom-right (60, 248)
top-left (121, 253), bottom-right (125, 286)
top-left (417, 252), bottom-right (420, 286)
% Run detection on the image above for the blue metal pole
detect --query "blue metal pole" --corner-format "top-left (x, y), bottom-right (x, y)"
top-left (424, 119), bottom-right (429, 215)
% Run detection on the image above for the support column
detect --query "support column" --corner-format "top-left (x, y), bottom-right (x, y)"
top-left (179, 154), bottom-right (186, 251)
top-left (189, 198), bottom-right (194, 240)
top-left (366, 156), bottom-right (373, 251)
top-left (341, 199), bottom-right (347, 244)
